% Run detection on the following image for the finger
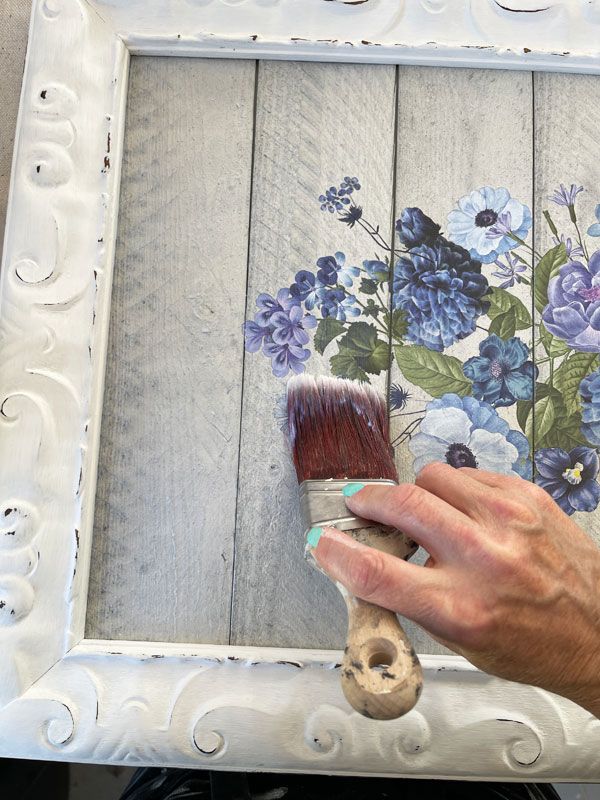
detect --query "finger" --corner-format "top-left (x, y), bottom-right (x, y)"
top-left (415, 462), bottom-right (495, 519)
top-left (343, 482), bottom-right (477, 562)
top-left (311, 527), bottom-right (453, 637)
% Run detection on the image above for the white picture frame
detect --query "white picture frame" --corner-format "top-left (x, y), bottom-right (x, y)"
top-left (1, 0), bottom-right (600, 780)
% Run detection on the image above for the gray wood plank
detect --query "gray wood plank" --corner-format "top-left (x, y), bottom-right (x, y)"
top-left (392, 66), bottom-right (534, 654)
top-left (231, 60), bottom-right (397, 649)
top-left (86, 56), bottom-right (256, 643)
top-left (533, 72), bottom-right (600, 547)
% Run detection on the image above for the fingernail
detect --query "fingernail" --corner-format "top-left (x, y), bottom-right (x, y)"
top-left (306, 526), bottom-right (323, 548)
top-left (342, 482), bottom-right (365, 497)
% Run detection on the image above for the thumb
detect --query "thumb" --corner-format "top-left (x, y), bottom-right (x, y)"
top-left (306, 526), bottom-right (436, 622)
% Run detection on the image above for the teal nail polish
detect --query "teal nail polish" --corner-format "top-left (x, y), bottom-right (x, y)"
top-left (306, 527), bottom-right (323, 548)
top-left (342, 482), bottom-right (365, 497)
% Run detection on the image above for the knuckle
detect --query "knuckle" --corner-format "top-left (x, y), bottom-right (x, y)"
top-left (416, 461), bottom-right (450, 485)
top-left (451, 599), bottom-right (497, 648)
top-left (347, 548), bottom-right (387, 600)
top-left (387, 482), bottom-right (423, 516)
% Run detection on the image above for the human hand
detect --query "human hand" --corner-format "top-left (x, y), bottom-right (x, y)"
top-left (310, 463), bottom-right (600, 717)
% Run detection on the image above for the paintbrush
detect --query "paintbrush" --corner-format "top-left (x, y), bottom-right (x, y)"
top-left (286, 374), bottom-right (423, 720)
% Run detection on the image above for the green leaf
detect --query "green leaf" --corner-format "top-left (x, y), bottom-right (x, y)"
top-left (362, 299), bottom-right (381, 319)
top-left (516, 400), bottom-right (532, 434)
top-left (330, 322), bottom-right (390, 379)
top-left (539, 413), bottom-right (587, 451)
top-left (488, 308), bottom-right (517, 339)
top-left (538, 321), bottom-right (569, 357)
top-left (313, 318), bottom-right (346, 356)
top-left (394, 345), bottom-right (472, 397)
top-left (330, 348), bottom-right (369, 382)
top-left (534, 394), bottom-right (556, 441)
top-left (360, 278), bottom-right (378, 295)
top-left (391, 309), bottom-right (408, 343)
top-left (553, 352), bottom-right (599, 416)
top-left (534, 242), bottom-right (568, 313)
top-left (487, 287), bottom-right (532, 331)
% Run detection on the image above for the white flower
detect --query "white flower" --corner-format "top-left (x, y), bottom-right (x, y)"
top-left (447, 186), bottom-right (532, 264)
top-left (410, 407), bottom-right (519, 475)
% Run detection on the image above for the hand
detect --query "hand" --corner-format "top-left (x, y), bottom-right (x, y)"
top-left (311, 463), bottom-right (600, 717)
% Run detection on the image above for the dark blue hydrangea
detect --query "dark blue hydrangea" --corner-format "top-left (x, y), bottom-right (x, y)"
top-left (319, 186), bottom-right (350, 213)
top-left (579, 368), bottom-right (600, 446)
top-left (395, 207), bottom-right (441, 248)
top-left (535, 446), bottom-right (600, 515)
top-left (392, 239), bottom-right (490, 351)
top-left (390, 384), bottom-right (410, 411)
top-left (463, 334), bottom-right (537, 408)
top-left (340, 176), bottom-right (361, 194)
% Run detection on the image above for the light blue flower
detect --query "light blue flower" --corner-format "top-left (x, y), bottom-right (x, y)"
top-left (463, 334), bottom-right (536, 408)
top-left (447, 186), bottom-right (532, 264)
top-left (319, 289), bottom-right (360, 322)
top-left (409, 393), bottom-right (531, 478)
top-left (588, 204), bottom-right (600, 237)
top-left (317, 252), bottom-right (359, 288)
top-left (579, 368), bottom-right (600, 445)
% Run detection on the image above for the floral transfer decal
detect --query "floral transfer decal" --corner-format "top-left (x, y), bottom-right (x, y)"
top-left (243, 178), bottom-right (600, 515)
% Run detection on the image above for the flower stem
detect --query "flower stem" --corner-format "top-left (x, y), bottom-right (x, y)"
top-left (352, 294), bottom-right (389, 334)
top-left (573, 219), bottom-right (590, 261)
top-left (509, 232), bottom-right (542, 260)
top-left (391, 416), bottom-right (424, 447)
top-left (476, 324), bottom-right (489, 333)
top-left (390, 409), bottom-right (427, 417)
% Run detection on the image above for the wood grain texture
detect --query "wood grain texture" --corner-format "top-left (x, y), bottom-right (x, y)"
top-left (533, 72), bottom-right (600, 546)
top-left (230, 61), bottom-right (396, 648)
top-left (0, 0), bottom-right (30, 257)
top-left (392, 66), bottom-right (534, 655)
top-left (86, 57), bottom-right (256, 643)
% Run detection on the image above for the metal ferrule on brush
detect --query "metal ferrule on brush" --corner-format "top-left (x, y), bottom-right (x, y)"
top-left (299, 478), bottom-right (397, 537)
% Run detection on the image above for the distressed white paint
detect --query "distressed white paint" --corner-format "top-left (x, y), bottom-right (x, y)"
top-left (1, 0), bottom-right (600, 780)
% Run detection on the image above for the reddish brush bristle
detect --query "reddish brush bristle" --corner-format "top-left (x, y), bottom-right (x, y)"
top-left (286, 375), bottom-right (398, 483)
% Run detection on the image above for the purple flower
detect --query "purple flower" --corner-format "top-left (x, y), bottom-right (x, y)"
top-left (542, 251), bottom-right (600, 352)
top-left (254, 289), bottom-right (299, 327)
top-left (535, 446), bottom-right (600, 515)
top-left (463, 334), bottom-right (536, 408)
top-left (552, 235), bottom-right (585, 259)
top-left (290, 270), bottom-right (322, 310)
top-left (270, 305), bottom-right (316, 346)
top-left (263, 339), bottom-right (310, 378)
top-left (549, 183), bottom-right (583, 207)
top-left (491, 253), bottom-right (527, 289)
top-left (588, 204), bottom-right (600, 237)
top-left (243, 320), bottom-right (270, 353)
top-left (316, 252), bottom-right (359, 288)
top-left (319, 289), bottom-right (360, 322)
top-left (395, 207), bottom-right (441, 248)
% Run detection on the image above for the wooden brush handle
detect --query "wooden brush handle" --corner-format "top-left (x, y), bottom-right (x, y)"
top-left (340, 524), bottom-right (422, 720)
top-left (341, 594), bottom-right (423, 720)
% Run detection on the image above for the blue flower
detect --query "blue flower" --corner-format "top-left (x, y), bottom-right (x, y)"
top-left (579, 368), bottom-right (600, 446)
top-left (319, 289), bottom-right (360, 321)
top-left (491, 252), bottom-right (527, 289)
top-left (363, 259), bottom-right (389, 281)
top-left (392, 238), bottom-right (490, 351)
top-left (549, 183), bottom-right (583, 207)
top-left (390, 384), bottom-right (410, 411)
top-left (463, 335), bottom-right (536, 408)
top-left (340, 176), bottom-right (361, 194)
top-left (254, 289), bottom-right (299, 327)
top-left (339, 205), bottom-right (363, 228)
top-left (243, 320), bottom-right (270, 353)
top-left (316, 252), bottom-right (359, 288)
top-left (588, 204), bottom-right (600, 237)
top-left (270, 304), bottom-right (317, 347)
top-left (319, 187), bottom-right (349, 213)
top-left (447, 187), bottom-right (532, 263)
top-left (535, 446), bottom-right (600, 515)
top-left (410, 393), bottom-right (531, 478)
top-left (290, 270), bottom-right (322, 310)
top-left (263, 339), bottom-right (311, 378)
top-left (395, 207), bottom-right (440, 248)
